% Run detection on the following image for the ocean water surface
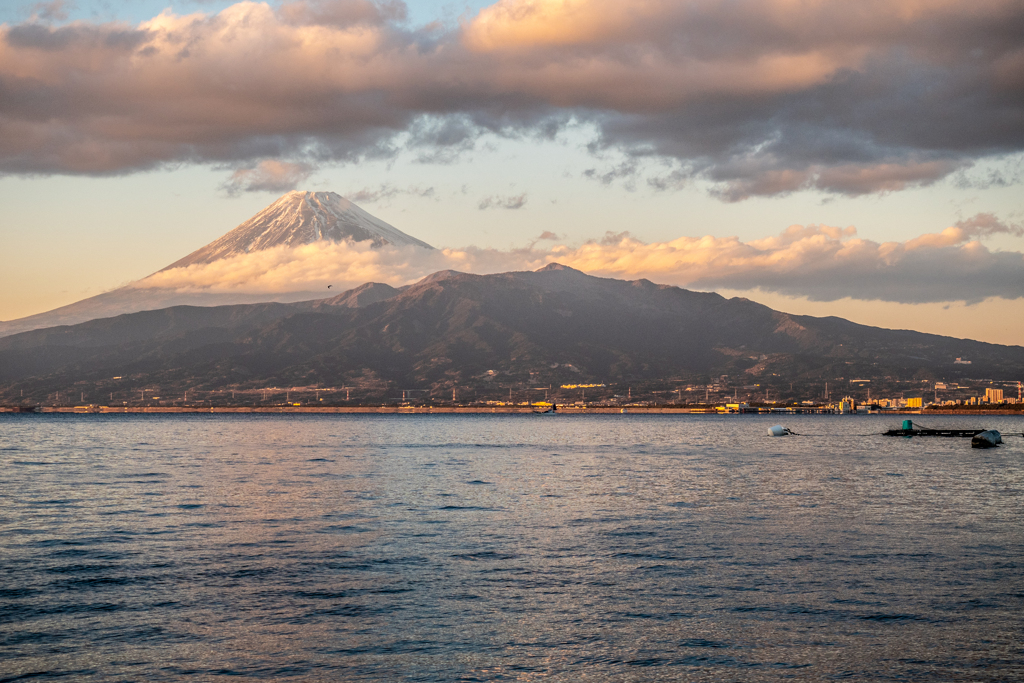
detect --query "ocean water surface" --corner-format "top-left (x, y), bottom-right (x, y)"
top-left (1, 413), bottom-right (1022, 681)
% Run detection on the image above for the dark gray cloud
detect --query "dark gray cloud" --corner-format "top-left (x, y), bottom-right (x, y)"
top-left (27, 0), bottom-right (72, 22)
top-left (1, 0), bottom-right (1022, 199)
top-left (583, 160), bottom-right (640, 190)
top-left (690, 247), bottom-right (1024, 305)
top-left (278, 0), bottom-right (406, 27)
top-left (4, 22), bottom-right (149, 51)
top-left (348, 183), bottom-right (436, 203)
top-left (478, 193), bottom-right (527, 210)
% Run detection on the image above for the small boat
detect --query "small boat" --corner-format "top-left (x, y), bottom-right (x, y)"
top-left (532, 404), bottom-right (557, 414)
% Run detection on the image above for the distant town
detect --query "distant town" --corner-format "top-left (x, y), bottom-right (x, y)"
top-left (5, 375), bottom-right (1022, 414)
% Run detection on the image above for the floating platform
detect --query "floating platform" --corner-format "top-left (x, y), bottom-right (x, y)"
top-left (883, 428), bottom-right (985, 437)
top-left (883, 419), bottom-right (986, 438)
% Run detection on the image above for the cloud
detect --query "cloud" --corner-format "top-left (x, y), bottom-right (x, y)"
top-left (954, 213), bottom-right (1024, 239)
top-left (27, 0), bottom-right (73, 22)
top-left (278, 0), bottom-right (406, 27)
top-left (137, 239), bottom-right (454, 294)
top-left (222, 160), bottom-right (315, 195)
top-left (583, 160), bottom-right (640, 190)
top-left (478, 193), bottom-right (527, 209)
top-left (135, 213), bottom-right (1024, 304)
top-left (537, 231), bottom-right (558, 240)
top-left (564, 223), bottom-right (1024, 304)
top-left (646, 167), bottom-right (688, 192)
top-left (347, 183), bottom-right (436, 204)
top-left (707, 160), bottom-right (968, 202)
top-left (1, 0), bottom-right (1022, 197)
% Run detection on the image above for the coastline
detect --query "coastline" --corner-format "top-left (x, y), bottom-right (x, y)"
top-left (2, 405), bottom-right (1021, 416)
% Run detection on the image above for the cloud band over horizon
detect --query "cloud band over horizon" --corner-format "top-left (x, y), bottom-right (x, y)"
top-left (135, 213), bottom-right (1024, 305)
top-left (2, 0), bottom-right (1023, 199)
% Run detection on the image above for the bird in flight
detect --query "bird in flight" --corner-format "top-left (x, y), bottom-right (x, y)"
top-left (327, 285), bottom-right (333, 289)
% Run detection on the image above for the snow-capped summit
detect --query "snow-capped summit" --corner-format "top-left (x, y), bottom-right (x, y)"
top-left (163, 190), bottom-right (433, 270)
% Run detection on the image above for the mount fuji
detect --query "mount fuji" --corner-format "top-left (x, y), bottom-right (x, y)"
top-left (164, 191), bottom-right (433, 269)
top-left (0, 191), bottom-right (433, 339)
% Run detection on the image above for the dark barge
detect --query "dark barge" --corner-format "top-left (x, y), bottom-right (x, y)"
top-left (883, 419), bottom-right (984, 438)
top-left (883, 420), bottom-right (1008, 448)
top-left (884, 428), bottom-right (986, 437)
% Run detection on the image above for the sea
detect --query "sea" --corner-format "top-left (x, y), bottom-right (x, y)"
top-left (1, 413), bottom-right (1022, 682)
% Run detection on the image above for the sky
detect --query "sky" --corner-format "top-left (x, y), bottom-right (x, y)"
top-left (1, 0), bottom-right (1022, 345)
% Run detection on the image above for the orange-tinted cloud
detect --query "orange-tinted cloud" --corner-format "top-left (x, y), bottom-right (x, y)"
top-left (135, 213), bottom-right (1024, 304)
top-left (1, 0), bottom-right (1022, 197)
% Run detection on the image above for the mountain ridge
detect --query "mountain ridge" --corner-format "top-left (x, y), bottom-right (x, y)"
top-left (2, 265), bottom-right (1020, 403)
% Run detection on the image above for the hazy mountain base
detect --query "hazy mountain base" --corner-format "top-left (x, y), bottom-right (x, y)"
top-left (1, 266), bottom-right (1021, 404)
top-left (0, 287), bottom-right (328, 339)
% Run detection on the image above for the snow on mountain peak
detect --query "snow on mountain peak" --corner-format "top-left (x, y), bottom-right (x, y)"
top-left (162, 190), bottom-right (433, 270)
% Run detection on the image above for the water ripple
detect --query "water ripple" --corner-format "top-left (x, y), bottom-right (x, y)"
top-left (0, 413), bottom-right (1022, 681)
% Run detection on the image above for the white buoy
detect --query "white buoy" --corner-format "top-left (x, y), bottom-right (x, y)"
top-left (768, 425), bottom-right (789, 437)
